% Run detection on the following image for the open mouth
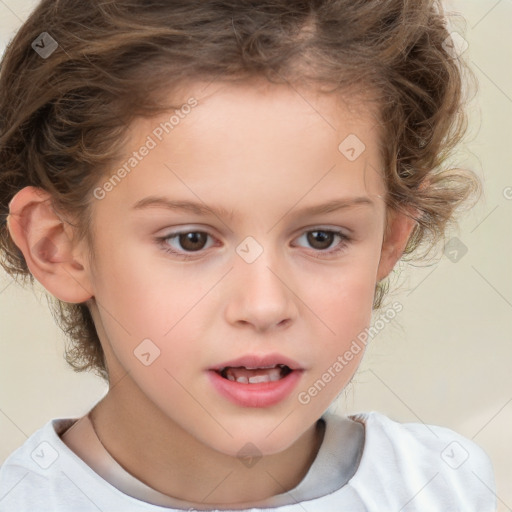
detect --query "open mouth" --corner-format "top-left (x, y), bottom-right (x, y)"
top-left (215, 364), bottom-right (293, 384)
top-left (208, 356), bottom-right (303, 407)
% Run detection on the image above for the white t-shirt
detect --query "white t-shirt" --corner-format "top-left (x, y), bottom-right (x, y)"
top-left (0, 411), bottom-right (496, 511)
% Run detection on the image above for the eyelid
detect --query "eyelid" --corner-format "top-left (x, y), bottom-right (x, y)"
top-left (292, 224), bottom-right (351, 236)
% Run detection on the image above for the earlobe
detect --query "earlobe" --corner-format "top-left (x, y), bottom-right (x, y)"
top-left (7, 186), bottom-right (93, 303)
top-left (376, 207), bottom-right (418, 282)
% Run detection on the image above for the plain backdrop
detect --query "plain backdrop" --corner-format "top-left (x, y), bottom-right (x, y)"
top-left (0, 0), bottom-right (511, 509)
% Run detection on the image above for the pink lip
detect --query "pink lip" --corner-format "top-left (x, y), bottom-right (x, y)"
top-left (208, 369), bottom-right (303, 408)
top-left (207, 353), bottom-right (304, 408)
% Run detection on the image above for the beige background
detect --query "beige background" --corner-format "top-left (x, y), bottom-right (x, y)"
top-left (0, 0), bottom-right (511, 509)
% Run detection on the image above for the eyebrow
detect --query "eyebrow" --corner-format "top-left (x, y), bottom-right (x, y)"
top-left (131, 195), bottom-right (374, 219)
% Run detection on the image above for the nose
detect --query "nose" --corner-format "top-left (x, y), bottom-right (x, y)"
top-left (224, 245), bottom-right (298, 333)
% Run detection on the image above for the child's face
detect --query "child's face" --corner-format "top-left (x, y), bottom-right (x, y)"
top-left (84, 80), bottom-right (391, 456)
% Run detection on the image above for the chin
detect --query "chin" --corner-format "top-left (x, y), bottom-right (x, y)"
top-left (202, 419), bottom-right (314, 460)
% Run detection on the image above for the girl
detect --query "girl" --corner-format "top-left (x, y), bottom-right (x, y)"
top-left (0, 0), bottom-right (496, 510)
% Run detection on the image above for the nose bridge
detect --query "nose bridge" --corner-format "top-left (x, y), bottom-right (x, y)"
top-left (226, 234), bottom-right (296, 329)
top-left (236, 234), bottom-right (286, 297)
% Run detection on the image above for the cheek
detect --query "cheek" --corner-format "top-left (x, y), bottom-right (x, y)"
top-left (296, 266), bottom-right (375, 416)
top-left (309, 255), bottom-right (379, 332)
top-left (300, 252), bottom-right (378, 370)
top-left (90, 241), bottom-right (211, 370)
top-left (90, 237), bottom-right (174, 329)
top-left (313, 285), bottom-right (373, 373)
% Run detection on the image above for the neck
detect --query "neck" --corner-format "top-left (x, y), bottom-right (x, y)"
top-left (88, 376), bottom-right (325, 507)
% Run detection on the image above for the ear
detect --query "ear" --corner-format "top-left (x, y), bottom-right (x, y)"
top-left (7, 186), bottom-right (93, 303)
top-left (376, 207), bottom-right (417, 282)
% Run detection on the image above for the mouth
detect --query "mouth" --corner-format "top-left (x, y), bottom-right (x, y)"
top-left (207, 354), bottom-right (303, 407)
top-left (215, 364), bottom-right (293, 384)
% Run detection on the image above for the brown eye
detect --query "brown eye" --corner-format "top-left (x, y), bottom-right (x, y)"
top-left (160, 231), bottom-right (213, 256)
top-left (176, 232), bottom-right (208, 251)
top-left (306, 230), bottom-right (336, 250)
top-left (294, 229), bottom-right (350, 258)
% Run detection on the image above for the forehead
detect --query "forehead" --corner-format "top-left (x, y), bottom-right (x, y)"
top-left (154, 78), bottom-right (382, 146)
top-left (96, 80), bottom-right (386, 218)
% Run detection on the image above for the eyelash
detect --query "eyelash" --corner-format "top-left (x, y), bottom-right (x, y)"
top-left (156, 228), bottom-right (351, 260)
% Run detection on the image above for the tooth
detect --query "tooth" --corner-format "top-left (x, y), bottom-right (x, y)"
top-left (227, 374), bottom-right (235, 382)
top-left (247, 368), bottom-right (283, 383)
top-left (269, 368), bottom-right (282, 381)
top-left (269, 371), bottom-right (281, 382)
top-left (248, 374), bottom-right (270, 384)
top-left (236, 375), bottom-right (249, 384)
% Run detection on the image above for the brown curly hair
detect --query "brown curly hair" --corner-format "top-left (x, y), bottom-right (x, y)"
top-left (0, 0), bottom-right (480, 383)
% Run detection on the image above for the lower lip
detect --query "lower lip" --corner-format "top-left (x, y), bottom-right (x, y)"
top-left (207, 369), bottom-right (303, 408)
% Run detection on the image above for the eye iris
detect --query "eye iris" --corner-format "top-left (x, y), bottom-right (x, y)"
top-left (308, 231), bottom-right (333, 250)
top-left (180, 232), bottom-right (207, 251)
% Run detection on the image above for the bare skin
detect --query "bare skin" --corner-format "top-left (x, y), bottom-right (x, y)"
top-left (7, 79), bottom-right (415, 506)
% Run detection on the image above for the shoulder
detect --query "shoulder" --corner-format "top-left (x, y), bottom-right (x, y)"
top-left (0, 418), bottom-right (181, 512)
top-left (0, 418), bottom-right (67, 510)
top-left (343, 411), bottom-right (497, 511)
top-left (1, 418), bottom-right (75, 477)
top-left (1, 418), bottom-right (123, 511)
top-left (0, 418), bottom-right (91, 511)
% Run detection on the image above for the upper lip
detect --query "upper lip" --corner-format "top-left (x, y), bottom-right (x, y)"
top-left (209, 353), bottom-right (302, 372)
